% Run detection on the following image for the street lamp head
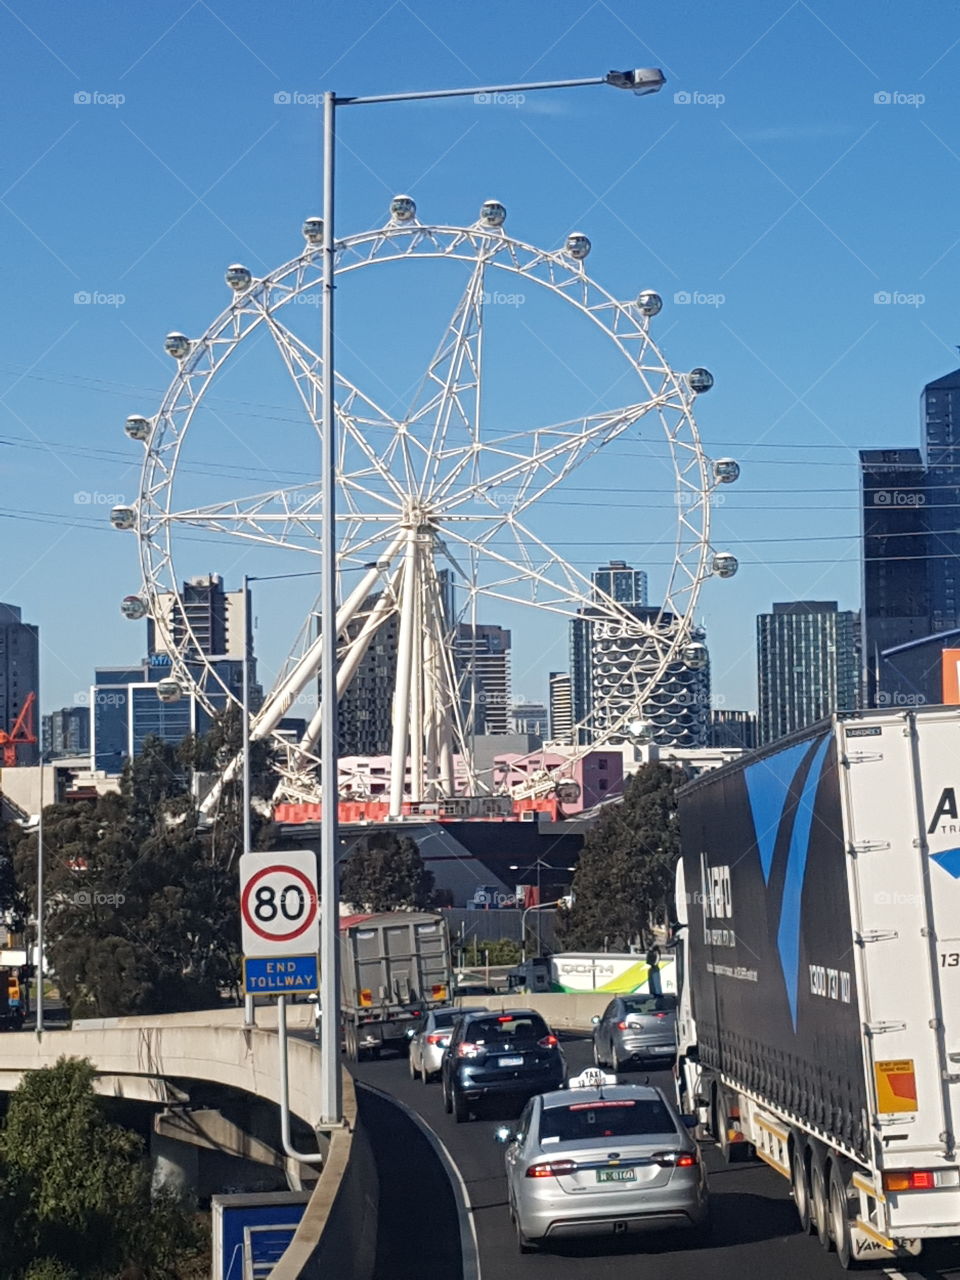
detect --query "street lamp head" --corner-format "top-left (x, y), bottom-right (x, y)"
top-left (605, 68), bottom-right (666, 95)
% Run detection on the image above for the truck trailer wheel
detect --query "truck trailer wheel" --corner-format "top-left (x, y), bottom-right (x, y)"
top-left (829, 1163), bottom-right (858, 1270)
top-left (791, 1141), bottom-right (813, 1234)
top-left (810, 1153), bottom-right (833, 1251)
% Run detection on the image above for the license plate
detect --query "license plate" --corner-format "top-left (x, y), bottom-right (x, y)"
top-left (498, 1055), bottom-right (523, 1067)
top-left (653, 1045), bottom-right (674, 1053)
top-left (597, 1168), bottom-right (636, 1183)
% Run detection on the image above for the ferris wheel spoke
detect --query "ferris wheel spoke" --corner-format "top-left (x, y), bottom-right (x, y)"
top-left (434, 399), bottom-right (669, 517)
top-left (399, 249), bottom-right (489, 500)
top-left (263, 312), bottom-right (410, 505)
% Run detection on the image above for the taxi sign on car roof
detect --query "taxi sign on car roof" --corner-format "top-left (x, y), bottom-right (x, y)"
top-left (567, 1068), bottom-right (618, 1089)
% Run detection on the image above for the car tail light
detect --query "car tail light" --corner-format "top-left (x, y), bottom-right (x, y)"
top-left (538, 1034), bottom-right (559, 1048)
top-left (497, 1015), bottom-right (514, 1022)
top-left (656, 1151), bottom-right (698, 1167)
top-left (654, 1012), bottom-right (668, 1019)
top-left (526, 1160), bottom-right (576, 1178)
top-left (426, 1034), bottom-right (448, 1046)
top-left (457, 1041), bottom-right (480, 1058)
top-left (617, 1021), bottom-right (628, 1030)
top-left (883, 1169), bottom-right (949, 1191)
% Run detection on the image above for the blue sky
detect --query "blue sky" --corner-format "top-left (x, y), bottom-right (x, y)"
top-left (2, 0), bottom-right (959, 718)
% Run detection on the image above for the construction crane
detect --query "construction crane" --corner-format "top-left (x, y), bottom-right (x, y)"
top-left (0, 691), bottom-right (37, 767)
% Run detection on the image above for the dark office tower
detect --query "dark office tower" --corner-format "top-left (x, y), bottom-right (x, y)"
top-left (337, 593), bottom-right (399, 756)
top-left (709, 709), bottom-right (758, 750)
top-left (757, 602), bottom-right (859, 746)
top-left (922, 369), bottom-right (960, 634)
top-left (455, 624), bottom-right (511, 735)
top-left (149, 573), bottom-right (249, 662)
top-left (0, 603), bottom-right (39, 765)
top-left (44, 705), bottom-right (91, 758)
top-left (860, 449), bottom-right (931, 706)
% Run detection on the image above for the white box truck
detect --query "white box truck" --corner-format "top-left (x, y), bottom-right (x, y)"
top-left (675, 707), bottom-right (960, 1269)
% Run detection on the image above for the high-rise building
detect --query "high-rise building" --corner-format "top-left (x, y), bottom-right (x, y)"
top-left (592, 560), bottom-right (648, 607)
top-left (43, 706), bottom-right (90, 758)
top-left (455, 624), bottom-right (511, 735)
top-left (548, 672), bottom-right (574, 744)
top-left (0, 602), bottom-right (39, 765)
top-left (709, 709), bottom-right (758, 751)
top-left (338, 594), bottom-right (399, 756)
top-left (757, 602), bottom-right (860, 746)
top-left (570, 561), bottom-right (708, 748)
top-left (149, 573), bottom-right (249, 663)
top-left (860, 367), bottom-right (960, 708)
top-left (509, 700), bottom-right (548, 737)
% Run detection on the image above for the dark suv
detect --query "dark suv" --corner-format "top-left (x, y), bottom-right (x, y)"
top-left (440, 1009), bottom-right (565, 1122)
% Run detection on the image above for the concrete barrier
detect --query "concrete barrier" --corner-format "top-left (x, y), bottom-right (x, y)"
top-left (455, 991), bottom-right (610, 1031)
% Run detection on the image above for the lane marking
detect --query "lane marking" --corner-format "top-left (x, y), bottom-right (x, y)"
top-left (357, 1080), bottom-right (481, 1280)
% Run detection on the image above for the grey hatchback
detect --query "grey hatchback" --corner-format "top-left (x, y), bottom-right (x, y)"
top-left (592, 993), bottom-right (677, 1072)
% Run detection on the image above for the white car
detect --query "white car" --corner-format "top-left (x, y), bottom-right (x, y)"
top-left (497, 1071), bottom-right (708, 1252)
top-left (407, 1006), bottom-right (488, 1082)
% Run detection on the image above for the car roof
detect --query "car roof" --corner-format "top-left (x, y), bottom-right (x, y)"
top-left (463, 1007), bottom-right (543, 1019)
top-left (430, 1005), bottom-right (487, 1017)
top-left (538, 1084), bottom-right (671, 1109)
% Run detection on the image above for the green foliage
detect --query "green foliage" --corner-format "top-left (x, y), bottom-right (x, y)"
top-left (340, 830), bottom-right (435, 912)
top-left (461, 936), bottom-right (521, 966)
top-left (15, 721), bottom-right (278, 1018)
top-left (0, 1057), bottom-right (206, 1279)
top-left (0, 816), bottom-right (27, 927)
top-left (558, 763), bottom-right (682, 952)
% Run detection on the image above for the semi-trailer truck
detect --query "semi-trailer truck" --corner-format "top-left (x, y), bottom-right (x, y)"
top-left (675, 707), bottom-right (960, 1268)
top-left (340, 911), bottom-right (453, 1061)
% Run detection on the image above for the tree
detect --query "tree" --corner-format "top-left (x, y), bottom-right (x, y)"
top-left (340, 831), bottom-right (434, 912)
top-left (15, 722), bottom-right (277, 1018)
top-left (557, 762), bottom-right (682, 951)
top-left (0, 1057), bottom-right (206, 1278)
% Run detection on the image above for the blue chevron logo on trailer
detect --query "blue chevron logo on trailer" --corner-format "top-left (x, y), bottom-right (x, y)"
top-left (931, 847), bottom-right (960, 879)
top-left (743, 734), bottom-right (832, 1030)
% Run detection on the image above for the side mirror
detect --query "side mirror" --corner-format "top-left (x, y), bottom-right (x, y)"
top-left (494, 1126), bottom-right (516, 1144)
top-left (591, 1015), bottom-right (601, 1025)
top-left (681, 1113), bottom-right (699, 1129)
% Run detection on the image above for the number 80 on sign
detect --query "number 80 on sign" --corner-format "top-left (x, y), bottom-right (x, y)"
top-left (240, 850), bottom-right (320, 958)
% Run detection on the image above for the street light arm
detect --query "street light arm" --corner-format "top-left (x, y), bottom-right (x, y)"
top-left (337, 69), bottom-right (664, 106)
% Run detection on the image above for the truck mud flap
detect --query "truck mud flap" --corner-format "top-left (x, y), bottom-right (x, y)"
top-left (850, 1223), bottom-right (921, 1263)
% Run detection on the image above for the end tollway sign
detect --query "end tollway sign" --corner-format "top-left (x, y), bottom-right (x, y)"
top-left (243, 954), bottom-right (318, 995)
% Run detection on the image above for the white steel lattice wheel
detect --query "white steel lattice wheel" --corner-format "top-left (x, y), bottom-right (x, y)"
top-left (114, 197), bottom-right (737, 812)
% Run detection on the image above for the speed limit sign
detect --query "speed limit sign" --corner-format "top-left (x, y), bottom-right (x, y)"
top-left (240, 850), bottom-right (319, 958)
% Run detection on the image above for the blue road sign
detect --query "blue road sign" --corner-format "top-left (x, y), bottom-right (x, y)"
top-left (243, 954), bottom-right (318, 996)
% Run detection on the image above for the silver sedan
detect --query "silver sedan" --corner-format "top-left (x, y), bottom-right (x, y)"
top-left (592, 993), bottom-right (677, 1072)
top-left (498, 1077), bottom-right (708, 1252)
top-left (407, 1006), bottom-right (487, 1083)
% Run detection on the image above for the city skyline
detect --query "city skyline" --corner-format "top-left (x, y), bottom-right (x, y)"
top-left (2, 3), bottom-right (960, 727)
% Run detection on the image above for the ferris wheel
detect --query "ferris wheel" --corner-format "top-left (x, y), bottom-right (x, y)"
top-left (111, 196), bottom-right (739, 813)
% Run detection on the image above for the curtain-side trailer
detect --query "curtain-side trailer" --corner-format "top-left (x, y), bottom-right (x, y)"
top-left (676, 707), bottom-right (960, 1269)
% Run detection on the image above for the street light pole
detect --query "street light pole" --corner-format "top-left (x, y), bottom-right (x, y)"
top-left (317, 64), bottom-right (664, 1127)
top-left (242, 574), bottom-right (255, 1029)
top-left (35, 749), bottom-right (43, 1036)
top-left (319, 89), bottom-right (341, 1128)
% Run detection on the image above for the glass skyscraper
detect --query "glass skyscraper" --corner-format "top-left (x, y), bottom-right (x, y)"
top-left (757, 602), bottom-right (860, 746)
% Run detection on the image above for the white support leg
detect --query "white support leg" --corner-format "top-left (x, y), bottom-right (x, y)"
top-left (389, 530), bottom-right (418, 816)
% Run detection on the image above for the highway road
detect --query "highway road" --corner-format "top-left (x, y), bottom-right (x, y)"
top-left (352, 1032), bottom-right (960, 1280)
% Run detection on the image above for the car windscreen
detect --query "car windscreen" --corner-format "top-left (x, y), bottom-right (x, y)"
top-left (467, 1014), bottom-right (549, 1043)
top-left (621, 994), bottom-right (677, 1015)
top-left (540, 1099), bottom-right (677, 1142)
top-left (432, 1012), bottom-right (459, 1029)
